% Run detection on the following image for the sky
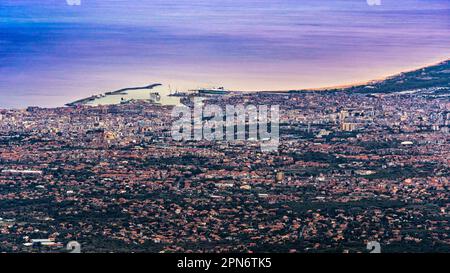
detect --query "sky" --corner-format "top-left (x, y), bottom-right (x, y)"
top-left (0, 0), bottom-right (449, 108)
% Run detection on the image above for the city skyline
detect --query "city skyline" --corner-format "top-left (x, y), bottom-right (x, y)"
top-left (0, 1), bottom-right (449, 256)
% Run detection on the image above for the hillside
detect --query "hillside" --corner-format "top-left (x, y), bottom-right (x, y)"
top-left (343, 59), bottom-right (450, 95)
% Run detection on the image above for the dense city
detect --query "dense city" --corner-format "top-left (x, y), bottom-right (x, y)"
top-left (0, 84), bottom-right (448, 253)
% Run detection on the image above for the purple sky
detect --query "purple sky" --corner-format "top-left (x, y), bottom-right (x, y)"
top-left (0, 0), bottom-right (449, 108)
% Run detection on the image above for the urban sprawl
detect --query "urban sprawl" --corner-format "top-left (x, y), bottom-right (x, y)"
top-left (0, 85), bottom-right (449, 253)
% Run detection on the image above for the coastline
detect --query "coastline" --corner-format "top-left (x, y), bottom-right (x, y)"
top-left (252, 58), bottom-right (450, 93)
top-left (1, 58), bottom-right (449, 110)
